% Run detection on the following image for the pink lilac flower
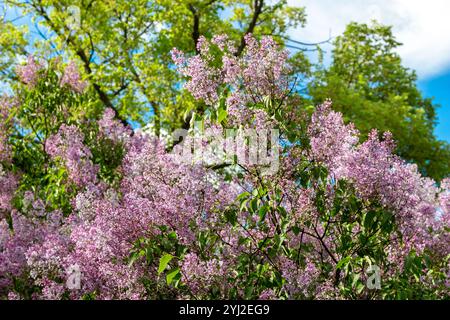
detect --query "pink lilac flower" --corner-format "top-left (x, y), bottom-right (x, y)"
top-left (259, 289), bottom-right (276, 300)
top-left (60, 61), bottom-right (88, 93)
top-left (1, 35), bottom-right (449, 300)
top-left (0, 170), bottom-right (18, 214)
top-left (308, 100), bottom-right (359, 179)
top-left (171, 34), bottom-right (290, 108)
top-left (0, 96), bottom-right (16, 163)
top-left (45, 125), bottom-right (98, 187)
top-left (98, 108), bottom-right (132, 145)
top-left (16, 56), bottom-right (43, 88)
top-left (308, 101), bottom-right (448, 258)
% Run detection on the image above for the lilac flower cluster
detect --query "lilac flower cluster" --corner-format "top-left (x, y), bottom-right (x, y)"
top-left (16, 57), bottom-right (87, 93)
top-left (308, 99), bottom-right (359, 178)
top-left (1, 100), bottom-right (448, 299)
top-left (16, 56), bottom-right (43, 88)
top-left (0, 97), bottom-right (17, 216)
top-left (45, 125), bottom-right (99, 187)
top-left (60, 61), bottom-right (88, 93)
top-left (171, 44), bottom-right (222, 105)
top-left (98, 108), bottom-right (132, 144)
top-left (0, 96), bottom-right (14, 163)
top-left (1, 109), bottom-right (241, 298)
top-left (171, 34), bottom-right (290, 128)
top-left (0, 171), bottom-right (18, 214)
top-left (308, 102), bottom-right (449, 257)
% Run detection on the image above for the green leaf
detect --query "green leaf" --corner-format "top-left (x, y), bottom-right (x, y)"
top-left (262, 95), bottom-right (273, 110)
top-left (336, 256), bottom-right (351, 270)
top-left (225, 210), bottom-right (237, 226)
top-left (351, 273), bottom-right (360, 288)
top-left (240, 199), bottom-right (248, 212)
top-left (128, 253), bottom-right (139, 267)
top-left (158, 253), bottom-right (174, 274)
top-left (356, 282), bottom-right (365, 294)
top-left (258, 205), bottom-right (268, 222)
top-left (236, 192), bottom-right (250, 201)
top-left (244, 285), bottom-right (254, 299)
top-left (168, 231), bottom-right (177, 240)
top-left (217, 107), bottom-right (227, 123)
top-left (249, 198), bottom-right (258, 213)
top-left (364, 210), bottom-right (377, 230)
top-left (166, 268), bottom-right (180, 284)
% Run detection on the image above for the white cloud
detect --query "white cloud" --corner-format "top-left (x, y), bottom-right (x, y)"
top-left (287, 0), bottom-right (450, 79)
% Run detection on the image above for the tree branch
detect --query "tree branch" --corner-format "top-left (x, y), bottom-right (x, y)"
top-left (33, 1), bottom-right (130, 129)
top-left (188, 3), bottom-right (200, 53)
top-left (236, 0), bottom-right (264, 56)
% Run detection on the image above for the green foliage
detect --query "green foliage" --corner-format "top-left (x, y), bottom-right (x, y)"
top-left (0, 0), bottom-right (306, 135)
top-left (382, 252), bottom-right (449, 299)
top-left (5, 58), bottom-right (122, 217)
top-left (7, 60), bottom-right (99, 214)
top-left (129, 226), bottom-right (187, 298)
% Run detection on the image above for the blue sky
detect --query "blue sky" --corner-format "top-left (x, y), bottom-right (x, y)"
top-left (289, 0), bottom-right (450, 142)
top-left (418, 73), bottom-right (450, 142)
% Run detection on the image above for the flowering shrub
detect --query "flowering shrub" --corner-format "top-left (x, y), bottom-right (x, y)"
top-left (0, 35), bottom-right (448, 300)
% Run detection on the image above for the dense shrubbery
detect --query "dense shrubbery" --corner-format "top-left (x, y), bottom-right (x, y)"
top-left (0, 35), bottom-right (448, 300)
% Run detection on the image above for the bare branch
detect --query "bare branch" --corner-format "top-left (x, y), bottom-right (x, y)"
top-left (188, 3), bottom-right (200, 53)
top-left (236, 0), bottom-right (264, 56)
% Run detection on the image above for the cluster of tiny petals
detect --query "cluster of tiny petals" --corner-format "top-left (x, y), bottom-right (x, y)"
top-left (171, 41), bottom-right (221, 105)
top-left (239, 34), bottom-right (290, 99)
top-left (309, 101), bottom-right (448, 255)
top-left (180, 252), bottom-right (224, 296)
top-left (98, 108), bottom-right (132, 145)
top-left (45, 124), bottom-right (98, 187)
top-left (1, 98), bottom-right (449, 298)
top-left (60, 61), bottom-right (88, 93)
top-left (0, 169), bottom-right (18, 214)
top-left (278, 255), bottom-right (320, 298)
top-left (308, 100), bottom-right (359, 178)
top-left (0, 96), bottom-right (16, 163)
top-left (0, 98), bottom-right (18, 214)
top-left (16, 56), bottom-right (43, 88)
top-left (172, 34), bottom-right (290, 108)
top-left (0, 110), bottom-right (244, 298)
top-left (440, 178), bottom-right (450, 216)
top-left (259, 289), bottom-right (276, 300)
top-left (0, 209), bottom-right (61, 290)
top-left (16, 57), bottom-right (87, 94)
top-left (346, 130), bottom-right (443, 250)
top-left (211, 34), bottom-right (235, 53)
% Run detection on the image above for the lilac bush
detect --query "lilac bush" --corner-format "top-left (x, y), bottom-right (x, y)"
top-left (0, 35), bottom-right (448, 300)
